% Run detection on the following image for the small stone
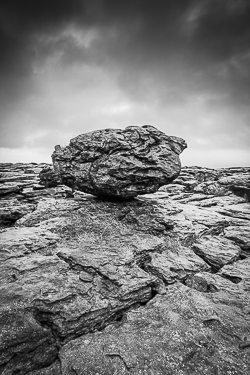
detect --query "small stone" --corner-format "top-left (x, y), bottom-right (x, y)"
top-left (79, 271), bottom-right (94, 282)
top-left (33, 183), bottom-right (45, 190)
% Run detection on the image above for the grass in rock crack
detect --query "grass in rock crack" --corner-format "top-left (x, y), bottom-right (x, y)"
top-left (56, 206), bottom-right (132, 247)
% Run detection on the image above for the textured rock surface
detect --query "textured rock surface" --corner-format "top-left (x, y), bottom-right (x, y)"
top-left (39, 167), bottom-right (61, 188)
top-left (192, 236), bottom-right (241, 270)
top-left (0, 163), bottom-right (250, 374)
top-left (60, 284), bottom-right (250, 375)
top-left (51, 125), bottom-right (187, 198)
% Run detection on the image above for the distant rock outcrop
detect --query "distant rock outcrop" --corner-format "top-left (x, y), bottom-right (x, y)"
top-left (51, 125), bottom-right (187, 198)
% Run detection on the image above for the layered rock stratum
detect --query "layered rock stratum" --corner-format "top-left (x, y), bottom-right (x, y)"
top-left (0, 162), bottom-right (250, 374)
top-left (51, 125), bottom-right (187, 198)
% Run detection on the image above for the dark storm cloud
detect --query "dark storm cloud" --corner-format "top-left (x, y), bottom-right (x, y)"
top-left (2, 0), bottom-right (250, 76)
top-left (104, 0), bottom-right (250, 107)
top-left (0, 0), bottom-right (83, 139)
top-left (0, 0), bottom-right (85, 86)
top-left (0, 0), bottom-right (250, 164)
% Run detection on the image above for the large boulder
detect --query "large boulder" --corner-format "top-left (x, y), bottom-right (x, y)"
top-left (51, 125), bottom-right (187, 198)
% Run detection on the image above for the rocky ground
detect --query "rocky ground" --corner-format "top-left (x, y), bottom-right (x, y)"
top-left (0, 162), bottom-right (250, 375)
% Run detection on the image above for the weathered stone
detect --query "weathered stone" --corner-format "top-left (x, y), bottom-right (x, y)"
top-left (15, 198), bottom-right (81, 227)
top-left (158, 183), bottom-right (186, 194)
top-left (52, 125), bottom-right (187, 198)
top-left (166, 202), bottom-right (230, 245)
top-left (0, 226), bottom-right (59, 260)
top-left (0, 183), bottom-right (23, 195)
top-left (194, 181), bottom-right (230, 196)
top-left (224, 225), bottom-right (250, 252)
top-left (0, 163), bottom-right (49, 198)
top-left (26, 361), bottom-right (61, 375)
top-left (190, 195), bottom-right (246, 207)
top-left (0, 200), bottom-right (35, 226)
top-left (192, 236), bottom-right (241, 270)
top-left (0, 309), bottom-right (58, 375)
top-left (214, 203), bottom-right (250, 221)
top-left (218, 173), bottom-right (250, 188)
top-left (185, 272), bottom-right (250, 310)
top-left (59, 283), bottom-right (250, 375)
top-left (39, 167), bottom-right (61, 188)
top-left (0, 253), bottom-right (156, 345)
top-left (177, 193), bottom-right (214, 204)
top-left (218, 258), bottom-right (250, 290)
top-left (147, 246), bottom-right (210, 284)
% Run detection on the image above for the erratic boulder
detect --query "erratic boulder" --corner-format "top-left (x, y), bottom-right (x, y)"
top-left (52, 125), bottom-right (187, 198)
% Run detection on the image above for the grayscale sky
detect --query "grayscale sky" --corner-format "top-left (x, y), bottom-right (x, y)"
top-left (0, 0), bottom-right (250, 167)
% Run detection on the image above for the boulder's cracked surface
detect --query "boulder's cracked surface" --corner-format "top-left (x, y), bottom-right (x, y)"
top-left (0, 163), bottom-right (250, 374)
top-left (51, 125), bottom-right (187, 198)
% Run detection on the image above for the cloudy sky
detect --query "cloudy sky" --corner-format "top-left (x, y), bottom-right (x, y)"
top-left (0, 0), bottom-right (250, 167)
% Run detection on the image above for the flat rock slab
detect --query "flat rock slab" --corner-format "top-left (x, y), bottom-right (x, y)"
top-left (185, 272), bottom-right (250, 310)
top-left (147, 246), bottom-right (210, 284)
top-left (60, 283), bottom-right (250, 375)
top-left (0, 163), bottom-right (49, 198)
top-left (0, 249), bottom-right (157, 337)
top-left (214, 203), bottom-right (250, 221)
top-left (0, 252), bottom-right (156, 373)
top-left (0, 227), bottom-right (59, 260)
top-left (16, 198), bottom-right (81, 227)
top-left (192, 236), bottom-right (241, 270)
top-left (218, 258), bottom-right (250, 291)
top-left (189, 195), bottom-right (246, 207)
top-left (52, 125), bottom-right (187, 198)
top-left (218, 173), bottom-right (250, 188)
top-left (224, 225), bottom-right (250, 252)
